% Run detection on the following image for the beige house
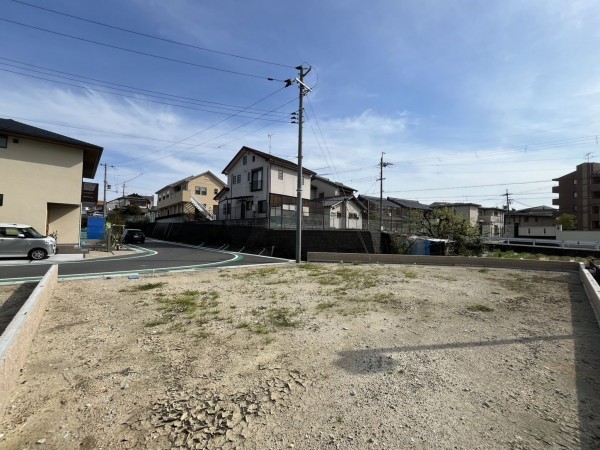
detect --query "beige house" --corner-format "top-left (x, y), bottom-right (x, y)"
top-left (155, 171), bottom-right (225, 222)
top-left (0, 119), bottom-right (103, 245)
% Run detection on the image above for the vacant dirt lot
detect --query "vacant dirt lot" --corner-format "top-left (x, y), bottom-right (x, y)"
top-left (1, 263), bottom-right (599, 449)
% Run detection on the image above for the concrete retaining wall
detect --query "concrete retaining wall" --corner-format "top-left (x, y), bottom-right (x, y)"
top-left (0, 265), bottom-right (58, 422)
top-left (579, 263), bottom-right (600, 327)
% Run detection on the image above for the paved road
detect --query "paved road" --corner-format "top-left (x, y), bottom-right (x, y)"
top-left (0, 239), bottom-right (292, 284)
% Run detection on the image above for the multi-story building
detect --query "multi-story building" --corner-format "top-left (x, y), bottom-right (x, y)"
top-left (216, 146), bottom-right (316, 226)
top-left (0, 118), bottom-right (102, 245)
top-left (155, 171), bottom-right (225, 222)
top-left (504, 206), bottom-right (558, 238)
top-left (552, 162), bottom-right (600, 230)
top-left (477, 207), bottom-right (505, 237)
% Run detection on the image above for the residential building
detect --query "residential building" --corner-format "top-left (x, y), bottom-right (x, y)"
top-left (477, 207), bottom-right (505, 237)
top-left (217, 146), bottom-right (316, 227)
top-left (0, 118), bottom-right (102, 245)
top-left (552, 162), bottom-right (600, 230)
top-left (106, 193), bottom-right (154, 213)
top-left (311, 175), bottom-right (356, 199)
top-left (322, 196), bottom-right (365, 229)
top-left (155, 171), bottom-right (225, 222)
top-left (358, 195), bottom-right (407, 232)
top-left (309, 176), bottom-right (364, 229)
top-left (430, 202), bottom-right (481, 226)
top-left (504, 206), bottom-right (558, 238)
top-left (387, 197), bottom-right (431, 233)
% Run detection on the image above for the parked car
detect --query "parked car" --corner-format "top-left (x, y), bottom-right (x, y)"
top-left (121, 228), bottom-right (145, 244)
top-left (0, 223), bottom-right (56, 260)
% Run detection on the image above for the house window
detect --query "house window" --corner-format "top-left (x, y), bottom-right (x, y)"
top-left (246, 201), bottom-right (253, 211)
top-left (0, 194), bottom-right (3, 206)
top-left (319, 192), bottom-right (324, 199)
top-left (0, 135), bottom-right (6, 148)
top-left (574, 179), bottom-right (577, 185)
top-left (251, 168), bottom-right (263, 191)
top-left (524, 217), bottom-right (529, 223)
top-left (237, 174), bottom-right (241, 184)
top-left (223, 203), bottom-right (231, 214)
top-left (302, 177), bottom-right (305, 186)
top-left (232, 175), bottom-right (236, 185)
top-left (278, 170), bottom-right (283, 180)
top-left (252, 155), bottom-right (255, 162)
top-left (573, 192), bottom-right (578, 198)
top-left (214, 188), bottom-right (219, 195)
top-left (195, 186), bottom-right (207, 195)
top-left (243, 155), bottom-right (247, 165)
top-left (258, 200), bottom-right (266, 213)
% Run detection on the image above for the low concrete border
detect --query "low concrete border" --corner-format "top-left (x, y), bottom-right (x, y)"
top-left (579, 262), bottom-right (600, 327)
top-left (0, 264), bottom-right (58, 422)
top-left (306, 252), bottom-right (580, 272)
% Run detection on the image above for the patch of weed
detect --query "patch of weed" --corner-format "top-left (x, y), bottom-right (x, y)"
top-left (466, 304), bottom-right (494, 312)
top-left (403, 270), bottom-right (418, 279)
top-left (316, 301), bottom-right (337, 310)
top-left (478, 268), bottom-right (490, 273)
top-left (133, 282), bottom-right (167, 291)
top-left (145, 318), bottom-right (168, 327)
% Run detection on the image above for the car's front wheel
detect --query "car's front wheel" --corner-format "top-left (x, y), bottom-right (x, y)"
top-left (29, 248), bottom-right (48, 260)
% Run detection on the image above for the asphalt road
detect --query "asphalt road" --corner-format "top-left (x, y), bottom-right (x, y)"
top-left (0, 239), bottom-right (292, 283)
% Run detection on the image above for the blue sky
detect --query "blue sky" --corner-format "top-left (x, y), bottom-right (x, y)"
top-left (1, 0), bottom-right (599, 209)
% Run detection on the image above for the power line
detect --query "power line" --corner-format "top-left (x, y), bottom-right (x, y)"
top-left (0, 57), bottom-right (291, 117)
top-left (0, 17), bottom-right (287, 81)
top-left (384, 180), bottom-right (554, 194)
top-left (117, 95), bottom-right (298, 167)
top-left (0, 67), bottom-right (291, 122)
top-left (9, 0), bottom-right (294, 69)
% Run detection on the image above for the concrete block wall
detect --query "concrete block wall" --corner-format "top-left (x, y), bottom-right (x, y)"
top-left (0, 265), bottom-right (58, 422)
top-left (142, 222), bottom-right (382, 259)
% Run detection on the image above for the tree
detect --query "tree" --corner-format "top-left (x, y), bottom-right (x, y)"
top-left (409, 207), bottom-right (482, 255)
top-left (556, 213), bottom-right (576, 231)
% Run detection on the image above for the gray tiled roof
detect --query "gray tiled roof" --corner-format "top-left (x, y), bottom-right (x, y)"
top-left (387, 197), bottom-right (431, 210)
top-left (0, 118), bottom-right (103, 178)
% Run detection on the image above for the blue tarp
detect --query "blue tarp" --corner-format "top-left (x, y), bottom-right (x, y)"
top-left (87, 216), bottom-right (105, 239)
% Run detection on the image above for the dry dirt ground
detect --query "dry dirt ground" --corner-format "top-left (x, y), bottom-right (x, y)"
top-left (1, 263), bottom-right (599, 449)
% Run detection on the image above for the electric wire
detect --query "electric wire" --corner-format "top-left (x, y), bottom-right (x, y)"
top-left (115, 88), bottom-right (292, 165)
top-left (9, 0), bottom-right (295, 69)
top-left (0, 17), bottom-right (287, 81)
top-left (0, 67), bottom-right (290, 122)
top-left (0, 57), bottom-right (290, 117)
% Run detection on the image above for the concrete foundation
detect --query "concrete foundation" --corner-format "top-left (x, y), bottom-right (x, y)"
top-left (0, 265), bottom-right (58, 422)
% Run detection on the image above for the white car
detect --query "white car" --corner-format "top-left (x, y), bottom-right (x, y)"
top-left (0, 223), bottom-right (56, 260)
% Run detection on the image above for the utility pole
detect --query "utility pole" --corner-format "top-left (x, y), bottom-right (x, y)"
top-left (287, 65), bottom-right (312, 263)
top-left (102, 163), bottom-right (109, 218)
top-left (503, 189), bottom-right (511, 237)
top-left (504, 189), bottom-right (511, 214)
top-left (378, 153), bottom-right (392, 231)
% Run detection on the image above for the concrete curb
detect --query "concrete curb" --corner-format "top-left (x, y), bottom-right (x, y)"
top-left (579, 262), bottom-right (600, 327)
top-left (0, 264), bottom-right (58, 422)
top-left (306, 252), bottom-right (580, 272)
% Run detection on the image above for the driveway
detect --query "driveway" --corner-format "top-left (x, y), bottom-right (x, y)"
top-left (0, 239), bottom-right (292, 284)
